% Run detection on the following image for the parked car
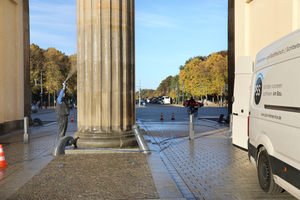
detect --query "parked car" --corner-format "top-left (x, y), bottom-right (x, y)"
top-left (156, 96), bottom-right (163, 104)
top-left (135, 99), bottom-right (144, 104)
top-left (146, 98), bottom-right (152, 103)
top-left (183, 100), bottom-right (203, 107)
top-left (161, 96), bottom-right (171, 104)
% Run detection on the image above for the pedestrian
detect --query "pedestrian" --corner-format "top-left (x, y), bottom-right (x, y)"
top-left (55, 82), bottom-right (70, 144)
top-left (44, 101), bottom-right (47, 109)
top-left (189, 96), bottom-right (196, 113)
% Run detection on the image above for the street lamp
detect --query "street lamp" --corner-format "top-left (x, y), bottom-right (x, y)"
top-left (175, 83), bottom-right (178, 104)
top-left (41, 71), bottom-right (43, 104)
top-left (199, 87), bottom-right (204, 102)
top-left (135, 79), bottom-right (141, 107)
top-left (34, 71), bottom-right (43, 107)
top-left (181, 81), bottom-right (184, 104)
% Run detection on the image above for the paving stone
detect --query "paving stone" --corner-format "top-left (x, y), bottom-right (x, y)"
top-left (7, 154), bottom-right (159, 200)
top-left (142, 120), bottom-right (297, 200)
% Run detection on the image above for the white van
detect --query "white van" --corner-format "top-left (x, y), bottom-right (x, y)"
top-left (161, 96), bottom-right (171, 104)
top-left (234, 29), bottom-right (300, 198)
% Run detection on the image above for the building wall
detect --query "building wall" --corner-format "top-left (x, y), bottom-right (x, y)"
top-left (235, 0), bottom-right (300, 60)
top-left (0, 0), bottom-right (25, 135)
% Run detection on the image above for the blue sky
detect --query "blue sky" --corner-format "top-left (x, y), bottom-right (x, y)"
top-left (29, 0), bottom-right (228, 90)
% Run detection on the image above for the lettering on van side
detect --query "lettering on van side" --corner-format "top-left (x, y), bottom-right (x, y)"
top-left (261, 113), bottom-right (281, 120)
top-left (257, 43), bottom-right (300, 64)
top-left (263, 84), bottom-right (283, 97)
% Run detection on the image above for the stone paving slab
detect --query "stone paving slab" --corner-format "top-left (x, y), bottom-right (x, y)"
top-left (0, 122), bottom-right (77, 200)
top-left (7, 153), bottom-right (159, 200)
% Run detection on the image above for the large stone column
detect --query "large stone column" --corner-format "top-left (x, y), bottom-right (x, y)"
top-left (75, 0), bottom-right (136, 148)
top-left (23, 0), bottom-right (31, 120)
top-left (228, 0), bottom-right (235, 116)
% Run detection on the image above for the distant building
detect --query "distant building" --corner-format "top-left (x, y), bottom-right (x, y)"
top-left (235, 0), bottom-right (300, 60)
top-left (228, 0), bottom-right (300, 114)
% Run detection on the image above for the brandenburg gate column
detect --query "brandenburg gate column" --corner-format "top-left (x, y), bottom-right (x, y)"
top-left (75, 0), bottom-right (136, 148)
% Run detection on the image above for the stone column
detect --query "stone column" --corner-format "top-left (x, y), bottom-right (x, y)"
top-left (228, 0), bottom-right (235, 116)
top-left (75, 0), bottom-right (136, 148)
top-left (23, 0), bottom-right (31, 120)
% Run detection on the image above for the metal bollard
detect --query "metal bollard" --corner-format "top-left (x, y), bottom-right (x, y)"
top-left (24, 116), bottom-right (30, 143)
top-left (189, 114), bottom-right (194, 140)
top-left (229, 114), bottom-right (233, 138)
top-left (132, 125), bottom-right (151, 154)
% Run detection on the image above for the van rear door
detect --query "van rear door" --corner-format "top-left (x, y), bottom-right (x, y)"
top-left (232, 56), bottom-right (253, 149)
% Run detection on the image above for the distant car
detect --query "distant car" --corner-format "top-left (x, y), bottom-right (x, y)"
top-left (183, 100), bottom-right (203, 107)
top-left (156, 96), bottom-right (163, 104)
top-left (146, 98), bottom-right (152, 103)
top-left (161, 96), bottom-right (171, 104)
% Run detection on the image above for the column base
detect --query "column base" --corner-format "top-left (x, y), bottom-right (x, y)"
top-left (74, 131), bottom-right (137, 148)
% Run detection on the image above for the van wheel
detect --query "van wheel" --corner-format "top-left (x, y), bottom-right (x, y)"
top-left (257, 150), bottom-right (283, 194)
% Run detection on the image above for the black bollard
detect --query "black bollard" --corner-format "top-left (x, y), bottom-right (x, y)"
top-left (218, 114), bottom-right (224, 123)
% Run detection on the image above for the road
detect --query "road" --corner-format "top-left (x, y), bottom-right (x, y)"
top-left (31, 107), bottom-right (77, 126)
top-left (136, 103), bottom-right (228, 122)
top-left (32, 103), bottom-right (228, 124)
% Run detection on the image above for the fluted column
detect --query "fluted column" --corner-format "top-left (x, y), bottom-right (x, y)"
top-left (75, 0), bottom-right (136, 148)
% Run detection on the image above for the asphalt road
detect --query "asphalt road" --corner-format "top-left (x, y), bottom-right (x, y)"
top-left (32, 104), bottom-right (228, 125)
top-left (136, 103), bottom-right (228, 122)
top-left (31, 107), bottom-right (77, 125)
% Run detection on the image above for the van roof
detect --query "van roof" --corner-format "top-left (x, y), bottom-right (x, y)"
top-left (256, 28), bottom-right (300, 70)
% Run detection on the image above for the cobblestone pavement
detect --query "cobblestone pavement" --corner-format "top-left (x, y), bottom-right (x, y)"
top-left (140, 120), bottom-right (296, 200)
top-left (0, 120), bottom-right (77, 199)
top-left (7, 154), bottom-right (159, 200)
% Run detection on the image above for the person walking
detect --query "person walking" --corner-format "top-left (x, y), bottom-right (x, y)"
top-left (189, 96), bottom-right (196, 113)
top-left (55, 82), bottom-right (70, 144)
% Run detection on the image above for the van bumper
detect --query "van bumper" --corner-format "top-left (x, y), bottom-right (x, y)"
top-left (248, 139), bottom-right (258, 161)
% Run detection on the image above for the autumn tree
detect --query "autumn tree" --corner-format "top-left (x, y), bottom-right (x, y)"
top-left (168, 75), bottom-right (180, 100)
top-left (67, 54), bottom-right (78, 96)
top-left (205, 52), bottom-right (228, 95)
top-left (30, 44), bottom-right (77, 104)
top-left (30, 44), bottom-right (45, 94)
top-left (179, 57), bottom-right (204, 97)
top-left (178, 51), bottom-right (228, 100)
top-left (43, 47), bottom-right (66, 97)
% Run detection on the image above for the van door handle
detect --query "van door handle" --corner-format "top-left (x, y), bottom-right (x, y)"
top-left (233, 112), bottom-right (238, 116)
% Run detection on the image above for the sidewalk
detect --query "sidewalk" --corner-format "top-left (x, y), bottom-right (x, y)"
top-left (0, 117), bottom-right (184, 200)
top-left (0, 117), bottom-right (296, 199)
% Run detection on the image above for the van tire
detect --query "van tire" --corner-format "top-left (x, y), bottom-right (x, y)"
top-left (257, 150), bottom-right (283, 194)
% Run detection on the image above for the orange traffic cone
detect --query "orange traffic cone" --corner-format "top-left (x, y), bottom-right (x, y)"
top-left (160, 113), bottom-right (164, 120)
top-left (171, 113), bottom-right (175, 120)
top-left (0, 144), bottom-right (8, 167)
top-left (71, 115), bottom-right (74, 122)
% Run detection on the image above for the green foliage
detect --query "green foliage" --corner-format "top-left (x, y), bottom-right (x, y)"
top-left (135, 89), bottom-right (155, 100)
top-left (178, 51), bottom-right (228, 98)
top-left (30, 44), bottom-right (77, 98)
top-left (30, 44), bottom-right (45, 94)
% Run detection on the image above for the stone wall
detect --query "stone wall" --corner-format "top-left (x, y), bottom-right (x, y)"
top-left (0, 0), bottom-right (29, 136)
top-left (235, 0), bottom-right (300, 60)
